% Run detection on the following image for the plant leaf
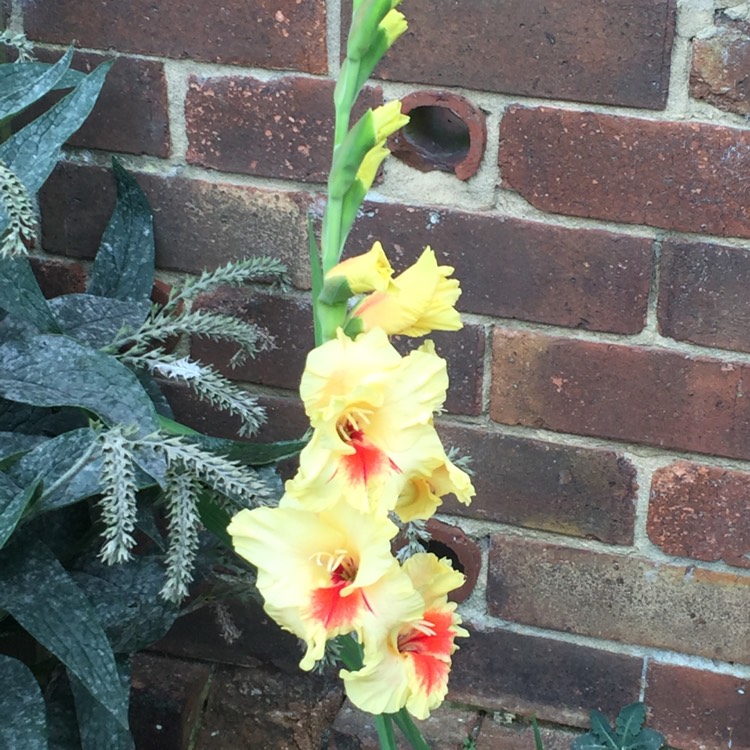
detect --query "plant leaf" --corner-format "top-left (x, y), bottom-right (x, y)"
top-left (71, 554), bottom-right (178, 653)
top-left (0, 431), bottom-right (47, 462)
top-left (0, 257), bottom-right (59, 332)
top-left (0, 47), bottom-right (75, 121)
top-left (0, 59), bottom-right (112, 193)
top-left (625, 728), bottom-right (665, 750)
top-left (0, 535), bottom-right (128, 727)
top-left (87, 158), bottom-right (154, 303)
top-left (45, 670), bottom-right (83, 750)
top-left (69, 657), bottom-right (133, 750)
top-left (0, 474), bottom-right (39, 549)
top-left (616, 703), bottom-right (646, 744)
top-left (10, 428), bottom-right (102, 515)
top-left (308, 215), bottom-right (323, 346)
top-left (590, 710), bottom-right (620, 750)
top-left (50, 294), bottom-right (150, 348)
top-left (197, 490), bottom-right (233, 547)
top-left (0, 335), bottom-right (159, 436)
top-left (0, 398), bottom-right (86, 436)
top-left (0, 654), bottom-right (47, 750)
top-left (571, 734), bottom-right (609, 750)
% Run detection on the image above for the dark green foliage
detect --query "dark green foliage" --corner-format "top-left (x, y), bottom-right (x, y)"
top-left (571, 703), bottom-right (665, 750)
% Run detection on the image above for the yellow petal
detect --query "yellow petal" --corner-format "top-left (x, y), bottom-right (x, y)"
top-left (325, 240), bottom-right (393, 294)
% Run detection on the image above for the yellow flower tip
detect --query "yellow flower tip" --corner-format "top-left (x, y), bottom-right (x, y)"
top-left (379, 9), bottom-right (408, 44)
top-left (352, 245), bottom-right (464, 337)
top-left (325, 240), bottom-right (394, 295)
top-left (371, 100), bottom-right (409, 143)
top-left (356, 142), bottom-right (390, 192)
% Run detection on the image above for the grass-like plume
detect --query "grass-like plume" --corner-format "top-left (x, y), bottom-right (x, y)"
top-left (0, 161), bottom-right (37, 258)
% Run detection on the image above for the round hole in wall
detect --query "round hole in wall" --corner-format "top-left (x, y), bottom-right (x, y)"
top-left (401, 105), bottom-right (471, 171)
top-left (425, 538), bottom-right (465, 576)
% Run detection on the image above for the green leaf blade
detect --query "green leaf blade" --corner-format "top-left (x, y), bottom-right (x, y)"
top-left (87, 159), bottom-right (154, 303)
top-left (0, 537), bottom-right (129, 727)
top-left (0, 335), bottom-right (159, 436)
top-left (0, 59), bottom-right (113, 194)
top-left (0, 257), bottom-right (58, 332)
top-left (0, 47), bottom-right (74, 121)
top-left (0, 654), bottom-right (47, 750)
top-left (590, 710), bottom-right (620, 750)
top-left (616, 703), bottom-right (646, 744)
top-left (0, 474), bottom-right (39, 548)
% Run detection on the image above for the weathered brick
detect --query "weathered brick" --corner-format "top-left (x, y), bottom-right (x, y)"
top-left (691, 20), bottom-right (750, 116)
top-left (195, 663), bottom-right (342, 749)
top-left (23, 0), bottom-right (327, 73)
top-left (19, 50), bottom-right (169, 157)
top-left (28, 258), bottom-right (86, 298)
top-left (646, 663), bottom-right (750, 750)
top-left (186, 76), bottom-right (380, 182)
top-left (328, 701), bottom-right (480, 750)
top-left (491, 328), bottom-right (750, 461)
top-left (191, 289), bottom-right (485, 416)
top-left (449, 625), bottom-right (642, 727)
top-left (476, 720), bottom-right (579, 750)
top-left (129, 653), bottom-right (212, 750)
top-left (658, 239), bottom-right (750, 353)
top-left (488, 534), bottom-right (750, 662)
top-left (347, 202), bottom-right (652, 335)
top-left (649, 461), bottom-right (750, 569)
top-left (165, 385), bottom-right (307, 444)
top-left (499, 106), bottom-right (750, 238)
top-left (341, 0), bottom-right (675, 109)
top-left (39, 163), bottom-right (313, 286)
top-left (437, 423), bottom-right (637, 545)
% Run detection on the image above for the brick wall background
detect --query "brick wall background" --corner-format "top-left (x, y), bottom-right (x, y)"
top-left (6, 0), bottom-right (750, 747)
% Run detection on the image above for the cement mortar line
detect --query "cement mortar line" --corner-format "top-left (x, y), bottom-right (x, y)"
top-left (459, 611), bottom-right (750, 679)
top-left (642, 238), bottom-right (664, 338)
top-left (326, 0), bottom-right (342, 79)
top-left (162, 60), bottom-right (190, 163)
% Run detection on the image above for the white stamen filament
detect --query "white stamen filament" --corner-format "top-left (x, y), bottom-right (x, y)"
top-left (412, 619), bottom-right (437, 637)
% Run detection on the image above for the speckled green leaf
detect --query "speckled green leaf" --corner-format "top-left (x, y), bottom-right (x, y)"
top-left (0, 335), bottom-right (158, 436)
top-left (0, 536), bottom-right (128, 727)
top-left (44, 670), bottom-right (82, 750)
top-left (10, 428), bottom-right (102, 515)
top-left (0, 47), bottom-right (75, 120)
top-left (0, 654), bottom-right (47, 750)
top-left (0, 257), bottom-right (58, 332)
top-left (590, 711), bottom-right (619, 750)
top-left (88, 159), bottom-right (154, 303)
top-left (72, 554), bottom-right (177, 653)
top-left (69, 658), bottom-right (133, 750)
top-left (616, 703), bottom-right (646, 744)
top-left (571, 736), bottom-right (608, 750)
top-left (0, 473), bottom-right (39, 549)
top-left (0, 59), bottom-right (112, 193)
top-left (625, 729), bottom-right (665, 750)
top-left (0, 431), bottom-right (46, 462)
top-left (50, 294), bottom-right (150, 348)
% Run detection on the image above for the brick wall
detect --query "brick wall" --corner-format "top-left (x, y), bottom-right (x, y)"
top-left (9, 0), bottom-right (750, 747)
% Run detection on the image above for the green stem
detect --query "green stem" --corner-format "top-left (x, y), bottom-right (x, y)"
top-left (393, 709), bottom-right (431, 750)
top-left (375, 715), bottom-right (398, 750)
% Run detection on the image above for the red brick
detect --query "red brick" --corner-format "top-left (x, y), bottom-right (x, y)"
top-left (129, 653), bottom-right (212, 750)
top-left (499, 106), bottom-right (750, 238)
top-left (691, 20), bottom-right (750, 116)
top-left (448, 625), bottom-right (642, 727)
top-left (191, 289), bottom-right (485, 416)
top-left (649, 461), bottom-right (750, 569)
top-left (488, 534), bottom-right (750, 663)
top-left (19, 50), bottom-right (169, 157)
top-left (646, 663), bottom-right (750, 750)
top-left (437, 423), bottom-right (637, 545)
top-left (347, 202), bottom-right (652, 335)
top-left (185, 76), bottom-right (381, 183)
top-left (165, 385), bottom-right (307, 444)
top-left (658, 239), bottom-right (750, 353)
top-left (491, 328), bottom-right (750, 461)
top-left (475, 720), bottom-right (579, 750)
top-left (24, 0), bottom-right (327, 74)
top-left (195, 663), bottom-right (342, 749)
top-left (341, 0), bottom-right (675, 109)
top-left (39, 163), bottom-right (313, 287)
top-left (328, 701), bottom-right (480, 750)
top-left (28, 257), bottom-right (86, 298)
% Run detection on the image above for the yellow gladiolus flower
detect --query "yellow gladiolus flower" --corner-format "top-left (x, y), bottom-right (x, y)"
top-left (353, 247), bottom-right (463, 337)
top-left (325, 241), bottom-right (393, 294)
top-left (286, 330), bottom-right (449, 514)
top-left (395, 453), bottom-right (475, 523)
top-left (228, 501), bottom-right (423, 671)
top-left (379, 9), bottom-right (407, 46)
top-left (371, 99), bottom-right (409, 144)
top-left (342, 553), bottom-right (467, 719)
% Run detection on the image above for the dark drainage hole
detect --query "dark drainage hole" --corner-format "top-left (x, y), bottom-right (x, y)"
top-left (402, 105), bottom-right (471, 171)
top-left (424, 539), bottom-right (465, 576)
